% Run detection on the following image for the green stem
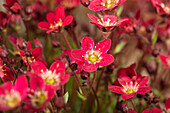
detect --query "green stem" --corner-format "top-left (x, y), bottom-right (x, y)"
top-left (60, 32), bottom-right (72, 50)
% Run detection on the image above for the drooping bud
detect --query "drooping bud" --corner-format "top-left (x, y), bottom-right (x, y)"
top-left (81, 70), bottom-right (90, 80)
top-left (17, 38), bottom-right (28, 50)
top-left (55, 97), bottom-right (65, 109)
top-left (152, 49), bottom-right (160, 57)
top-left (33, 38), bottom-right (44, 49)
top-left (82, 81), bottom-right (89, 87)
top-left (0, 46), bottom-right (9, 58)
top-left (70, 63), bottom-right (78, 71)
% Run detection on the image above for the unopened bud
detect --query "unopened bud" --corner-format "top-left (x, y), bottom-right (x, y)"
top-left (70, 63), bottom-right (78, 71)
top-left (81, 70), bottom-right (90, 80)
top-left (17, 38), bottom-right (28, 50)
top-left (55, 97), bottom-right (65, 109)
top-left (52, 40), bottom-right (61, 48)
top-left (82, 81), bottom-right (88, 87)
top-left (152, 49), bottom-right (160, 57)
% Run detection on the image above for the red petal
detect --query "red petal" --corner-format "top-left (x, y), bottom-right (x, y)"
top-left (108, 85), bottom-right (124, 94)
top-left (27, 41), bottom-right (31, 50)
top-left (98, 54), bottom-right (114, 66)
top-left (2, 66), bottom-right (14, 82)
top-left (118, 76), bottom-right (132, 86)
top-left (30, 75), bottom-right (45, 91)
top-left (82, 62), bottom-right (98, 72)
top-left (60, 73), bottom-right (70, 85)
top-left (121, 93), bottom-right (134, 99)
top-left (71, 49), bottom-right (85, 61)
top-left (88, 13), bottom-right (99, 23)
top-left (38, 22), bottom-right (50, 30)
top-left (14, 75), bottom-right (28, 97)
top-left (136, 86), bottom-right (152, 94)
top-left (55, 6), bottom-right (65, 21)
top-left (88, 0), bottom-right (104, 11)
top-left (45, 85), bottom-right (55, 101)
top-left (46, 12), bottom-right (55, 23)
top-left (165, 98), bottom-right (170, 110)
top-left (81, 37), bottom-right (94, 51)
top-left (50, 61), bottom-right (65, 75)
top-left (95, 39), bottom-right (111, 54)
top-left (30, 61), bottom-right (47, 74)
top-left (0, 82), bottom-right (12, 95)
top-left (31, 47), bottom-right (42, 60)
top-left (138, 76), bottom-right (148, 87)
top-left (62, 16), bottom-right (73, 26)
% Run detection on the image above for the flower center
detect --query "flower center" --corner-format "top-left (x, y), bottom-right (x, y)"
top-left (0, 90), bottom-right (21, 108)
top-left (84, 50), bottom-right (102, 64)
top-left (49, 18), bottom-right (63, 29)
top-left (122, 82), bottom-right (139, 94)
top-left (41, 70), bottom-right (61, 85)
top-left (98, 18), bottom-right (115, 27)
top-left (29, 90), bottom-right (47, 108)
top-left (166, 59), bottom-right (170, 67)
top-left (101, 0), bottom-right (119, 8)
top-left (22, 56), bottom-right (35, 64)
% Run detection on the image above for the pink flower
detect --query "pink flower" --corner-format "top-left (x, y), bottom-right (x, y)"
top-left (159, 53), bottom-right (170, 69)
top-left (165, 98), bottom-right (170, 112)
top-left (88, 0), bottom-right (126, 11)
top-left (108, 76), bottom-right (152, 99)
top-left (30, 60), bottom-right (70, 90)
top-left (0, 58), bottom-right (14, 82)
top-left (38, 6), bottom-right (73, 34)
top-left (0, 12), bottom-right (9, 30)
top-left (142, 108), bottom-right (164, 113)
top-left (22, 75), bottom-right (55, 113)
top-left (0, 75), bottom-right (28, 111)
top-left (19, 41), bottom-right (42, 65)
top-left (151, 0), bottom-right (170, 16)
top-left (56, 0), bottom-right (80, 9)
top-left (88, 14), bottom-right (127, 32)
top-left (71, 36), bottom-right (114, 72)
top-left (3, 0), bottom-right (21, 14)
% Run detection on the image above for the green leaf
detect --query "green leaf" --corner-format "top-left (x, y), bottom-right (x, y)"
top-left (63, 92), bottom-right (69, 103)
top-left (114, 42), bottom-right (126, 54)
top-left (77, 91), bottom-right (86, 101)
top-left (152, 30), bottom-right (158, 45)
top-left (117, 5), bottom-right (123, 17)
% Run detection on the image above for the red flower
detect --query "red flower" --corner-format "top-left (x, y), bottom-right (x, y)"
top-left (0, 12), bottom-right (9, 30)
top-left (151, 0), bottom-right (170, 16)
top-left (71, 37), bottom-right (114, 72)
top-left (56, 0), bottom-right (80, 9)
top-left (3, 0), bottom-right (21, 14)
top-left (142, 108), bottom-right (163, 113)
top-left (30, 60), bottom-right (70, 90)
top-left (88, 14), bottom-right (127, 32)
top-left (159, 53), bottom-right (170, 69)
top-left (38, 6), bottom-right (73, 34)
top-left (0, 75), bottom-right (28, 111)
top-left (108, 76), bottom-right (152, 99)
top-left (165, 98), bottom-right (170, 112)
top-left (62, 50), bottom-right (83, 74)
top-left (0, 58), bottom-right (14, 82)
top-left (88, 0), bottom-right (126, 11)
top-left (22, 75), bottom-right (55, 113)
top-left (19, 41), bottom-right (42, 65)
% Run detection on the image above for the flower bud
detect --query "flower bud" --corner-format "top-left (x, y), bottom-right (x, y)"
top-left (152, 49), bottom-right (160, 57)
top-left (152, 97), bottom-right (160, 104)
top-left (55, 97), bottom-right (65, 109)
top-left (82, 81), bottom-right (89, 87)
top-left (33, 38), bottom-right (44, 48)
top-left (52, 40), bottom-right (61, 48)
top-left (0, 46), bottom-right (9, 58)
top-left (70, 63), bottom-right (78, 71)
top-left (80, 0), bottom-right (90, 7)
top-left (81, 70), bottom-right (90, 80)
top-left (17, 38), bottom-right (28, 50)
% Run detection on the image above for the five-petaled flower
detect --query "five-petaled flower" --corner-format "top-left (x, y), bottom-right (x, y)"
top-left (88, 0), bottom-right (126, 11)
top-left (151, 0), bottom-right (170, 16)
top-left (0, 75), bottom-right (28, 111)
top-left (108, 75), bottom-right (152, 99)
top-left (71, 37), bottom-right (114, 72)
top-left (19, 41), bottom-right (42, 65)
top-left (3, 0), bottom-right (21, 14)
top-left (88, 14), bottom-right (127, 32)
top-left (30, 60), bottom-right (70, 90)
top-left (0, 58), bottom-right (14, 82)
top-left (159, 53), bottom-right (170, 69)
top-left (22, 75), bottom-right (55, 113)
top-left (38, 6), bottom-right (73, 34)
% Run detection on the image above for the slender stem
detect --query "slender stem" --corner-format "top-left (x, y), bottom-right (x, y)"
top-left (20, 12), bottom-right (29, 41)
top-left (92, 87), bottom-right (100, 113)
top-left (49, 102), bottom-right (54, 113)
top-left (72, 71), bottom-right (85, 96)
top-left (79, 100), bottom-right (86, 113)
top-left (2, 30), bottom-right (8, 50)
top-left (96, 67), bottom-right (105, 93)
top-left (85, 71), bottom-right (97, 98)
top-left (60, 32), bottom-right (72, 50)
top-left (130, 99), bottom-right (137, 111)
top-left (70, 77), bottom-right (77, 109)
